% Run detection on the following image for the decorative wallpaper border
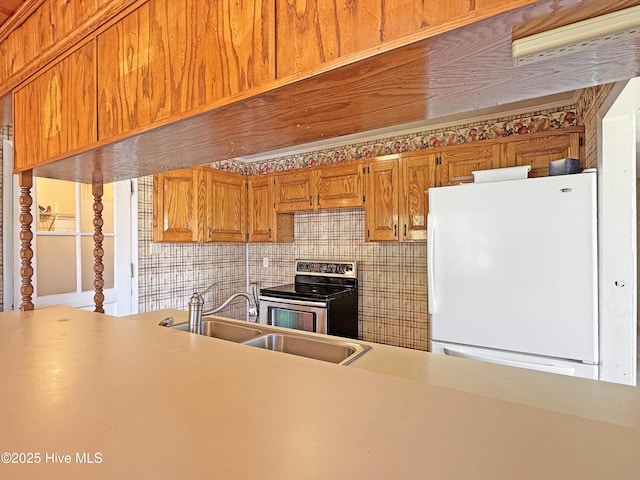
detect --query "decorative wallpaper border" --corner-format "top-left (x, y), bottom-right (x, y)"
top-left (209, 105), bottom-right (578, 175)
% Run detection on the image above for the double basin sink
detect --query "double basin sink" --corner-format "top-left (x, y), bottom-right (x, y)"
top-left (167, 318), bottom-right (371, 366)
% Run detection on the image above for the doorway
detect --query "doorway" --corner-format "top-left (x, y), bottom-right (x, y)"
top-left (2, 140), bottom-right (138, 315)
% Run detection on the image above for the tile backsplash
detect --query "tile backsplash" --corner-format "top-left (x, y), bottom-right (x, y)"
top-left (138, 183), bottom-right (428, 349)
top-left (248, 209), bottom-right (428, 350)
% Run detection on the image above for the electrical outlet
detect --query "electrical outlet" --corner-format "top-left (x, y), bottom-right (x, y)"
top-left (262, 257), bottom-right (269, 268)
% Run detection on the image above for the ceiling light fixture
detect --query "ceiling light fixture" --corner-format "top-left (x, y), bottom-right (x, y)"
top-left (512, 5), bottom-right (640, 66)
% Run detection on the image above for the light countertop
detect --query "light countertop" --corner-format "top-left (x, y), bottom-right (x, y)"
top-left (1, 306), bottom-right (639, 479)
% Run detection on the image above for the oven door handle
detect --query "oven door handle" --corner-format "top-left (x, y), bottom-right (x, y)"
top-left (258, 296), bottom-right (328, 308)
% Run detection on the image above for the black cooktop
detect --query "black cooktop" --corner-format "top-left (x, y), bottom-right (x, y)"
top-left (260, 282), bottom-right (355, 301)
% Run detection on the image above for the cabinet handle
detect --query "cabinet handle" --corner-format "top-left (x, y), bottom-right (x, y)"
top-left (309, 195), bottom-right (312, 206)
top-left (208, 227), bottom-right (213, 239)
top-left (394, 224), bottom-right (397, 237)
top-left (317, 194), bottom-right (320, 205)
top-left (404, 224), bottom-right (407, 236)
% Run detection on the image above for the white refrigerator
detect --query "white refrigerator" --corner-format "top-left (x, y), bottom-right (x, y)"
top-left (427, 170), bottom-right (598, 379)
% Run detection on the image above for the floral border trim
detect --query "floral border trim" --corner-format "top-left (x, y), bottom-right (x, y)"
top-left (209, 105), bottom-right (579, 175)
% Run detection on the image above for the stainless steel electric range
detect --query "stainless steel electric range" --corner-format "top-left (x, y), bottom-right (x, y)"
top-left (258, 260), bottom-right (358, 339)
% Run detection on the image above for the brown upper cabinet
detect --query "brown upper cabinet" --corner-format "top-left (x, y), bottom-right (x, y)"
top-left (400, 151), bottom-right (437, 241)
top-left (247, 175), bottom-right (294, 243)
top-left (316, 163), bottom-right (363, 209)
top-left (275, 162), bottom-right (363, 213)
top-left (364, 157), bottom-right (400, 241)
top-left (153, 167), bottom-right (248, 243)
top-left (154, 167), bottom-right (294, 243)
top-left (274, 169), bottom-right (315, 212)
top-left (153, 168), bottom-right (202, 242)
top-left (275, 0), bottom-right (515, 78)
top-left (504, 131), bottom-right (583, 177)
top-left (364, 153), bottom-right (436, 242)
top-left (204, 169), bottom-right (247, 243)
top-left (97, 0), bottom-right (275, 140)
top-left (154, 129), bottom-right (584, 243)
top-left (13, 41), bottom-right (97, 171)
top-left (436, 143), bottom-right (502, 187)
top-left (363, 128), bottom-right (584, 242)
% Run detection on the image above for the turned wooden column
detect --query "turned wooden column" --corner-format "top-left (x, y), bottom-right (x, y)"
top-left (92, 181), bottom-right (105, 314)
top-left (18, 171), bottom-right (34, 311)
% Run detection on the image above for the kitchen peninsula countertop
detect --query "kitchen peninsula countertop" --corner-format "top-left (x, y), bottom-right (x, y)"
top-left (1, 306), bottom-right (638, 479)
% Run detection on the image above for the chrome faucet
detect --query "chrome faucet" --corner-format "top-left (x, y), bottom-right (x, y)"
top-left (188, 283), bottom-right (259, 334)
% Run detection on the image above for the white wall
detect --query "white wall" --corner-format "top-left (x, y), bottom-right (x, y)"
top-left (598, 79), bottom-right (639, 385)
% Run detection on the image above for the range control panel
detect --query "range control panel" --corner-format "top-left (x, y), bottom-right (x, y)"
top-left (295, 260), bottom-right (357, 278)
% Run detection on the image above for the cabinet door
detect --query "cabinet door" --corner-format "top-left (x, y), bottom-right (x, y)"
top-left (316, 162), bottom-right (363, 209)
top-left (401, 152), bottom-right (436, 241)
top-left (275, 170), bottom-right (314, 212)
top-left (153, 168), bottom-right (200, 242)
top-left (247, 175), bottom-right (274, 242)
top-left (206, 169), bottom-right (247, 243)
top-left (504, 132), bottom-right (583, 177)
top-left (97, 0), bottom-right (274, 140)
top-left (365, 159), bottom-right (399, 242)
top-left (248, 176), bottom-right (294, 243)
top-left (437, 143), bottom-right (501, 186)
top-left (276, 0), bottom-right (502, 78)
top-left (13, 41), bottom-right (96, 171)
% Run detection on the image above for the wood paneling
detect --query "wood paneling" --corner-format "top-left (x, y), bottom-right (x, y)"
top-left (97, 0), bottom-right (274, 140)
top-left (13, 41), bottom-right (96, 170)
top-left (16, 0), bottom-right (640, 183)
top-left (0, 0), bottom-right (133, 93)
top-left (0, 0), bottom-right (33, 43)
top-left (275, 0), bottom-right (538, 78)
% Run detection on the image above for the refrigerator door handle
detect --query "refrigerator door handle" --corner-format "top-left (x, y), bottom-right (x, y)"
top-left (427, 213), bottom-right (436, 314)
top-left (442, 347), bottom-right (576, 376)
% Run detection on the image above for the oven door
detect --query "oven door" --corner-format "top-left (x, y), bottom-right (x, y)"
top-left (258, 296), bottom-right (328, 334)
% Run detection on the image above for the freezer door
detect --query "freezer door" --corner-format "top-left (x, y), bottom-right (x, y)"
top-left (431, 341), bottom-right (599, 380)
top-left (427, 172), bottom-right (598, 364)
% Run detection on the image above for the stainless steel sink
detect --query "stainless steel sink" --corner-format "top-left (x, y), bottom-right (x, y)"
top-left (242, 333), bottom-right (371, 365)
top-left (163, 318), bottom-right (371, 365)
top-left (169, 319), bottom-right (264, 343)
